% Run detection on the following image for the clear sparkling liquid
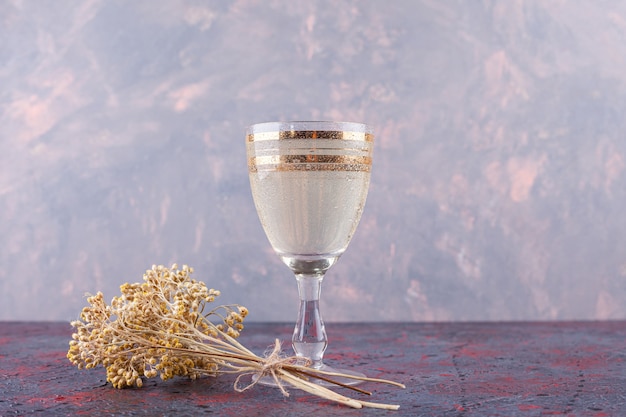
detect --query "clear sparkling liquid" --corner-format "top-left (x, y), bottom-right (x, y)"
top-left (249, 170), bottom-right (370, 258)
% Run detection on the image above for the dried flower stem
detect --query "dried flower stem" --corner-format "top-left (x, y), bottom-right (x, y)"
top-left (67, 264), bottom-right (405, 410)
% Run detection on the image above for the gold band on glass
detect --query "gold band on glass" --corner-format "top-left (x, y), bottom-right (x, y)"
top-left (249, 155), bottom-right (372, 172)
top-left (249, 154), bottom-right (371, 165)
top-left (247, 131), bottom-right (374, 142)
top-left (249, 163), bottom-right (371, 173)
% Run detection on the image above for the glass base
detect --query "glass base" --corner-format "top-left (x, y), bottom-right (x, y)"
top-left (253, 363), bottom-right (366, 388)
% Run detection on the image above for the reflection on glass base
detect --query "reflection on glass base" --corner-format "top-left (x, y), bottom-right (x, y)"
top-left (253, 364), bottom-right (366, 388)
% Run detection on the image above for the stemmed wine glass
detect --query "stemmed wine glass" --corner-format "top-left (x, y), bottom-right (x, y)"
top-left (246, 121), bottom-right (373, 384)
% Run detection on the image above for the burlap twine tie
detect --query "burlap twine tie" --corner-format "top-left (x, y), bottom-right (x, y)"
top-left (233, 339), bottom-right (311, 396)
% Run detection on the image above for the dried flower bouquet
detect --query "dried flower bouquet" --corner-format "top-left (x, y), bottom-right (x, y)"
top-left (67, 264), bottom-right (404, 410)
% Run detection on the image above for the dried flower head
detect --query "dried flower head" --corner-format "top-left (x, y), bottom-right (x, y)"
top-left (68, 264), bottom-right (247, 388)
top-left (67, 264), bottom-right (404, 410)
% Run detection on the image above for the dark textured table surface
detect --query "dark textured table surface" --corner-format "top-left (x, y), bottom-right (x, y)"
top-left (1, 321), bottom-right (625, 416)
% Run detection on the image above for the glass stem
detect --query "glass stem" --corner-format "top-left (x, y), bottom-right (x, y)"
top-left (292, 273), bottom-right (327, 369)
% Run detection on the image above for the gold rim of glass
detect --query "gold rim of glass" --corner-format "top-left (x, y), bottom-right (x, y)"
top-left (246, 121), bottom-right (373, 142)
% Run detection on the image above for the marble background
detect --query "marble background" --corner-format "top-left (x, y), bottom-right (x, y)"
top-left (2, 0), bottom-right (626, 322)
